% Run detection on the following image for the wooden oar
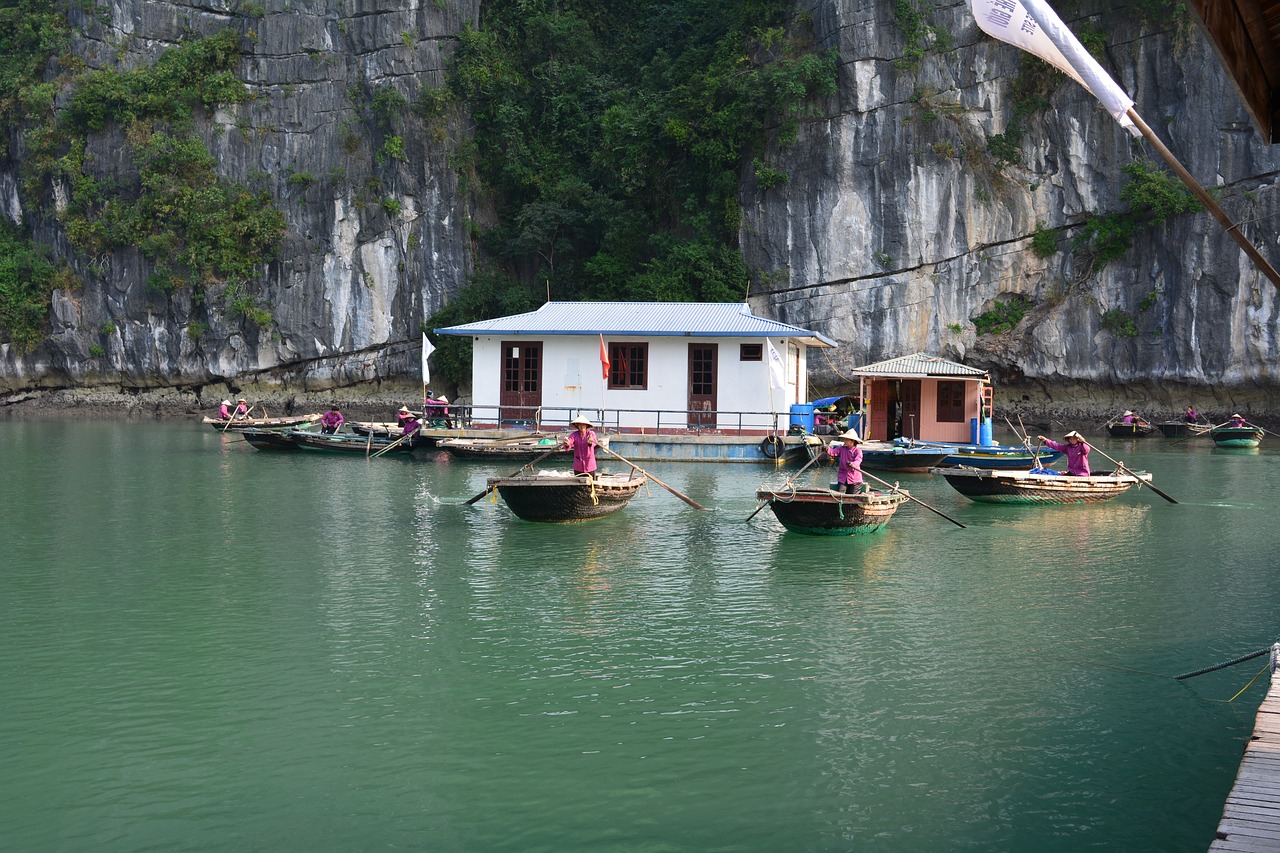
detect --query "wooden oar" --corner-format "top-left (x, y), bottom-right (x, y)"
top-left (370, 429), bottom-right (414, 458)
top-left (1007, 416), bottom-right (1042, 468)
top-left (463, 448), bottom-right (561, 505)
top-left (861, 469), bottom-right (966, 529)
top-left (745, 452), bottom-right (824, 522)
top-left (600, 446), bottom-right (706, 511)
top-left (1089, 445), bottom-right (1178, 504)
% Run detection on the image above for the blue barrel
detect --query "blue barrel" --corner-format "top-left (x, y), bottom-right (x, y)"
top-left (979, 418), bottom-right (994, 446)
top-left (970, 417), bottom-right (980, 444)
top-left (789, 403), bottom-right (816, 433)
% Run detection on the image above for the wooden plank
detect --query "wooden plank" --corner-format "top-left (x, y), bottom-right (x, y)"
top-left (1216, 664), bottom-right (1280, 848)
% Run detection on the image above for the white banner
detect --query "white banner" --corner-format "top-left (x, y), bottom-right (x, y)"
top-left (967, 0), bottom-right (1139, 137)
top-left (422, 332), bottom-right (435, 386)
top-left (766, 339), bottom-right (786, 390)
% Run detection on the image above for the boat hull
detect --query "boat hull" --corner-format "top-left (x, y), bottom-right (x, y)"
top-left (857, 441), bottom-right (951, 473)
top-left (921, 442), bottom-right (1063, 469)
top-left (1106, 422), bottom-right (1155, 437)
top-left (290, 430), bottom-right (417, 454)
top-left (440, 435), bottom-right (573, 460)
top-left (1211, 427), bottom-right (1264, 447)
top-left (754, 487), bottom-right (908, 535)
top-left (204, 414), bottom-right (322, 431)
top-left (930, 467), bottom-right (1150, 504)
top-left (1157, 422), bottom-right (1209, 438)
top-left (489, 472), bottom-right (645, 522)
top-left (239, 428), bottom-right (302, 451)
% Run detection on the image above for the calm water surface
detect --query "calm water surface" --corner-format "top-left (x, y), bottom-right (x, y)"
top-left (2, 421), bottom-right (1278, 851)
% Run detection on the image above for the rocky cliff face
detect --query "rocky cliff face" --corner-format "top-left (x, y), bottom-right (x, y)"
top-left (745, 0), bottom-right (1280, 413)
top-left (4, 0), bottom-right (1280, 415)
top-left (1, 0), bottom-right (479, 404)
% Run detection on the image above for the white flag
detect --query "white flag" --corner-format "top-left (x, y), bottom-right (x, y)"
top-left (422, 332), bottom-right (435, 386)
top-left (967, 0), bottom-right (1140, 137)
top-left (766, 339), bottom-right (786, 390)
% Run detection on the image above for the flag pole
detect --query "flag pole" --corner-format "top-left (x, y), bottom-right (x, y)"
top-left (1125, 108), bottom-right (1280, 291)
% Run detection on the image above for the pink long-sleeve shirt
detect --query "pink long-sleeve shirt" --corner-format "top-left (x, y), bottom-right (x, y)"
top-left (1043, 438), bottom-right (1090, 476)
top-left (827, 443), bottom-right (864, 485)
top-left (564, 429), bottom-right (597, 474)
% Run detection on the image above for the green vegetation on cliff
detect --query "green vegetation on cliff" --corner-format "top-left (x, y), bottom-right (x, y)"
top-left (0, 16), bottom-right (285, 348)
top-left (431, 0), bottom-right (837, 381)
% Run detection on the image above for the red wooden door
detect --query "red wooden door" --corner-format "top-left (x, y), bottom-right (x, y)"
top-left (499, 341), bottom-right (543, 424)
top-left (901, 380), bottom-right (922, 439)
top-left (687, 344), bottom-right (718, 428)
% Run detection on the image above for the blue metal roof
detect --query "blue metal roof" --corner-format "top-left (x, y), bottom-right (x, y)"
top-left (435, 301), bottom-right (836, 346)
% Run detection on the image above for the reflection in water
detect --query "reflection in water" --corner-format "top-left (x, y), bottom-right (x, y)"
top-left (2, 425), bottom-right (1277, 851)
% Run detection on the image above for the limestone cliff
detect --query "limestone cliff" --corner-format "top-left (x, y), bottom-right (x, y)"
top-left (3, 0), bottom-right (1280, 415)
top-left (747, 0), bottom-right (1280, 412)
top-left (1, 0), bottom-right (479, 403)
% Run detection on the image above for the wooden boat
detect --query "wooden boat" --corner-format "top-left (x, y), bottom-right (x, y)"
top-left (487, 471), bottom-right (645, 522)
top-left (440, 433), bottom-right (603, 460)
top-left (1210, 425), bottom-right (1265, 448)
top-left (203, 413), bottom-right (322, 431)
top-left (929, 466), bottom-right (1153, 504)
top-left (754, 486), bottom-right (908, 535)
top-left (1105, 414), bottom-right (1156, 437)
top-left (918, 441), bottom-right (1062, 469)
top-left (1157, 421), bottom-right (1211, 438)
top-left (289, 429), bottom-right (417, 454)
top-left (856, 440), bottom-right (951, 473)
top-left (239, 428), bottom-right (302, 451)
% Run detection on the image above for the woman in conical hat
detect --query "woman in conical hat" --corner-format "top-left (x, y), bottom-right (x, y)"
top-left (826, 429), bottom-right (864, 493)
top-left (563, 415), bottom-right (598, 476)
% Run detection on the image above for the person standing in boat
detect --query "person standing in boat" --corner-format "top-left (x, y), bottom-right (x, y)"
top-left (1120, 410), bottom-right (1135, 425)
top-left (217, 399), bottom-right (233, 420)
top-left (235, 398), bottom-right (251, 419)
top-left (320, 404), bottom-right (345, 434)
top-left (563, 414), bottom-right (598, 477)
top-left (827, 429), bottom-right (865, 493)
top-left (1229, 413), bottom-right (1248, 427)
top-left (1037, 430), bottom-right (1091, 476)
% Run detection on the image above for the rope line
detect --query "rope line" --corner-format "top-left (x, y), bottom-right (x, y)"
top-left (1228, 662), bottom-right (1271, 703)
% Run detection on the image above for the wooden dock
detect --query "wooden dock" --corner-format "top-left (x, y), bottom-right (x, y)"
top-left (1211, 644), bottom-right (1280, 851)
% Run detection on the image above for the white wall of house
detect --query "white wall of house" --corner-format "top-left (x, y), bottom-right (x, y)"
top-left (466, 335), bottom-right (811, 431)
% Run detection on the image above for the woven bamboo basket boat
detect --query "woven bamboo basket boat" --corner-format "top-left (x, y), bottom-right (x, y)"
top-left (488, 471), bottom-right (645, 522)
top-left (929, 466), bottom-right (1152, 504)
top-left (1210, 426), bottom-right (1265, 448)
top-left (754, 487), bottom-right (908, 535)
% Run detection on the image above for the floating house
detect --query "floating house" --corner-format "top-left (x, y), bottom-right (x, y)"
top-left (849, 353), bottom-right (994, 444)
top-left (434, 301), bottom-right (836, 461)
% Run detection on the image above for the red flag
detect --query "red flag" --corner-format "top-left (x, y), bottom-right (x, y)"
top-left (599, 335), bottom-right (610, 380)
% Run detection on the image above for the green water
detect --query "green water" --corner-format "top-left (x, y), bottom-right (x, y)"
top-left (2, 421), bottom-right (1277, 851)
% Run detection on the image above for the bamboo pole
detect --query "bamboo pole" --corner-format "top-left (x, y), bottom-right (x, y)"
top-left (1127, 108), bottom-right (1280, 291)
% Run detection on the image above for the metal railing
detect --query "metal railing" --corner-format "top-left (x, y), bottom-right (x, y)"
top-left (442, 404), bottom-right (794, 436)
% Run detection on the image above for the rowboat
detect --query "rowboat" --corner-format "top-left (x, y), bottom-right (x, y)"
top-left (1105, 414), bottom-right (1156, 437)
top-left (929, 466), bottom-right (1153, 504)
top-left (917, 441), bottom-right (1062, 469)
top-left (754, 486), bottom-right (909, 535)
top-left (439, 434), bottom-right (574, 460)
top-left (1157, 421), bottom-right (1211, 438)
top-left (486, 471), bottom-right (645, 522)
top-left (203, 413), bottom-right (321, 431)
top-left (289, 430), bottom-right (417, 454)
top-left (1210, 425), bottom-right (1265, 448)
top-left (239, 428), bottom-right (302, 451)
top-left (858, 440), bottom-right (957, 473)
